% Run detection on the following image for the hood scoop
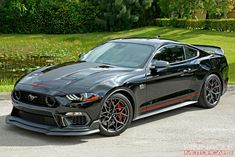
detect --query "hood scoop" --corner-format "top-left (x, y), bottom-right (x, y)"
top-left (97, 65), bottom-right (112, 68)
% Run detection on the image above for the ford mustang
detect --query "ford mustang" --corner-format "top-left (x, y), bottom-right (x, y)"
top-left (6, 38), bottom-right (229, 136)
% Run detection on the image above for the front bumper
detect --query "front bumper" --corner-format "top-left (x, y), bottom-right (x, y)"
top-left (6, 98), bottom-right (102, 136)
top-left (6, 115), bottom-right (100, 136)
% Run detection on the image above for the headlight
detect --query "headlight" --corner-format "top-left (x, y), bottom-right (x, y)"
top-left (66, 93), bottom-right (100, 102)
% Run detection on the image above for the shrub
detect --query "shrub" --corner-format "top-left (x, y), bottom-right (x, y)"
top-left (0, 0), bottom-right (99, 34)
top-left (0, 0), bottom-right (159, 33)
top-left (155, 18), bottom-right (235, 32)
top-left (205, 19), bottom-right (235, 32)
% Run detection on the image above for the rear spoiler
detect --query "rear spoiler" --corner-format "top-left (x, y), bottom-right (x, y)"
top-left (193, 44), bottom-right (224, 55)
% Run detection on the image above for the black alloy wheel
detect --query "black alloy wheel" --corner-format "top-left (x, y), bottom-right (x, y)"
top-left (198, 74), bottom-right (222, 108)
top-left (99, 93), bottom-right (133, 136)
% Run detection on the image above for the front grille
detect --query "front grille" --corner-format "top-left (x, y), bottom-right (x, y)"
top-left (13, 90), bottom-right (59, 108)
top-left (12, 108), bottom-right (57, 126)
top-left (21, 91), bottom-right (46, 106)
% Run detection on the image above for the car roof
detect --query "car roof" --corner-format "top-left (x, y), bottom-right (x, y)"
top-left (110, 38), bottom-right (182, 48)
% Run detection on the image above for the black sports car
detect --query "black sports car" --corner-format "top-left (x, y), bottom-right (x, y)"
top-left (6, 38), bottom-right (229, 136)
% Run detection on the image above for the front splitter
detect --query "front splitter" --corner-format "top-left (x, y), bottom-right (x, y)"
top-left (6, 115), bottom-right (100, 136)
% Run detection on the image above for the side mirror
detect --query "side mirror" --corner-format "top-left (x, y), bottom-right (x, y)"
top-left (77, 52), bottom-right (86, 61)
top-left (150, 60), bottom-right (169, 74)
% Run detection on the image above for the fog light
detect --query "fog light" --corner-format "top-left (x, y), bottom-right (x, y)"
top-left (45, 96), bottom-right (56, 107)
top-left (13, 90), bottom-right (21, 100)
top-left (65, 112), bottom-right (83, 116)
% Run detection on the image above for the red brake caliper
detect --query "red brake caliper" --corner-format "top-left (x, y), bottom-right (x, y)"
top-left (117, 103), bottom-right (123, 122)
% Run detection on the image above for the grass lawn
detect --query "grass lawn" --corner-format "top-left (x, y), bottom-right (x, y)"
top-left (0, 85), bottom-right (13, 92)
top-left (0, 26), bottom-right (235, 92)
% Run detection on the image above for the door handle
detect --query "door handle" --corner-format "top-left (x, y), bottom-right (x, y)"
top-left (183, 68), bottom-right (192, 73)
top-left (181, 68), bottom-right (192, 76)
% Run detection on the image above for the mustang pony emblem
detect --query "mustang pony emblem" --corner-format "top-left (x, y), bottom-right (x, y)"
top-left (28, 94), bottom-right (38, 101)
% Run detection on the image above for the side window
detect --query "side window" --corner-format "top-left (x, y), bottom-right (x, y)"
top-left (184, 46), bottom-right (198, 59)
top-left (154, 45), bottom-right (185, 63)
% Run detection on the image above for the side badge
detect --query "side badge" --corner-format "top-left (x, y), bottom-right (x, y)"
top-left (139, 84), bottom-right (146, 90)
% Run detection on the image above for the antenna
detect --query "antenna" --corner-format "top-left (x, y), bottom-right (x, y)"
top-left (156, 35), bottom-right (161, 39)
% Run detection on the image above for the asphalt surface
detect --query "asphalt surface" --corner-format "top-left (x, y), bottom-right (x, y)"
top-left (0, 92), bottom-right (234, 157)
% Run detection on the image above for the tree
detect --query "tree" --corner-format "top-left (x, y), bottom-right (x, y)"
top-left (158, 0), bottom-right (233, 19)
top-left (203, 0), bottom-right (234, 18)
top-left (90, 0), bottom-right (157, 31)
top-left (159, 0), bottom-right (199, 18)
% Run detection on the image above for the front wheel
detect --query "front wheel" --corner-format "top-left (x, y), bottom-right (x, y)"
top-left (198, 74), bottom-right (222, 108)
top-left (99, 93), bottom-right (133, 136)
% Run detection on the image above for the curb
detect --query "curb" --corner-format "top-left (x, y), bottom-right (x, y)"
top-left (228, 85), bottom-right (235, 91)
top-left (0, 85), bottom-right (234, 101)
top-left (0, 92), bottom-right (11, 100)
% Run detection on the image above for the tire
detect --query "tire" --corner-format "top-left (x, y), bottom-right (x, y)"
top-left (198, 74), bottom-right (222, 108)
top-left (99, 93), bottom-right (133, 136)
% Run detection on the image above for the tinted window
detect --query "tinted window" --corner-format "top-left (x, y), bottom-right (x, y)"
top-left (154, 45), bottom-right (185, 63)
top-left (185, 46), bottom-right (198, 59)
top-left (83, 42), bottom-right (154, 68)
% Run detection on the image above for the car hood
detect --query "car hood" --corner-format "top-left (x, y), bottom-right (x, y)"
top-left (17, 62), bottom-right (136, 93)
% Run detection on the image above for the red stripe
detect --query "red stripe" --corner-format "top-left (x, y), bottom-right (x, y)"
top-left (32, 82), bottom-right (47, 87)
top-left (141, 92), bottom-right (199, 112)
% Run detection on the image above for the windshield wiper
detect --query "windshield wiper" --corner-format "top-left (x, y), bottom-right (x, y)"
top-left (77, 60), bottom-right (86, 63)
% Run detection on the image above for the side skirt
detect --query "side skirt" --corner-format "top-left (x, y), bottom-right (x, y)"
top-left (133, 101), bottom-right (198, 121)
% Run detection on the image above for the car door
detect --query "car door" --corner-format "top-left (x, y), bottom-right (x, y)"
top-left (140, 44), bottom-right (196, 113)
top-left (183, 45), bottom-right (201, 94)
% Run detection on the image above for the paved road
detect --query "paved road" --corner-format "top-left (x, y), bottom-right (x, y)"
top-left (0, 92), bottom-right (234, 157)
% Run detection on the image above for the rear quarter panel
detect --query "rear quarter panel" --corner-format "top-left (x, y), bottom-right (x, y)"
top-left (193, 52), bottom-right (229, 95)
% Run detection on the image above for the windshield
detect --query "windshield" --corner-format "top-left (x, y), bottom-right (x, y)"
top-left (82, 42), bottom-right (154, 68)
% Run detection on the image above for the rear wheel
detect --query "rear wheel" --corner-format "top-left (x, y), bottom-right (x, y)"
top-left (99, 93), bottom-right (133, 136)
top-left (198, 74), bottom-right (222, 108)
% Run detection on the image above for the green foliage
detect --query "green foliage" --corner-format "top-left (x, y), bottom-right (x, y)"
top-left (155, 18), bottom-right (235, 32)
top-left (0, 0), bottom-right (159, 33)
top-left (0, 85), bottom-right (13, 92)
top-left (36, 0), bottom-right (98, 33)
top-left (159, 0), bottom-right (203, 18)
top-left (205, 19), bottom-right (235, 31)
top-left (90, 0), bottom-right (159, 31)
top-left (158, 0), bottom-right (234, 19)
top-left (203, 0), bottom-right (234, 18)
top-left (0, 0), bottom-right (99, 33)
top-left (0, 0), bottom-right (234, 33)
